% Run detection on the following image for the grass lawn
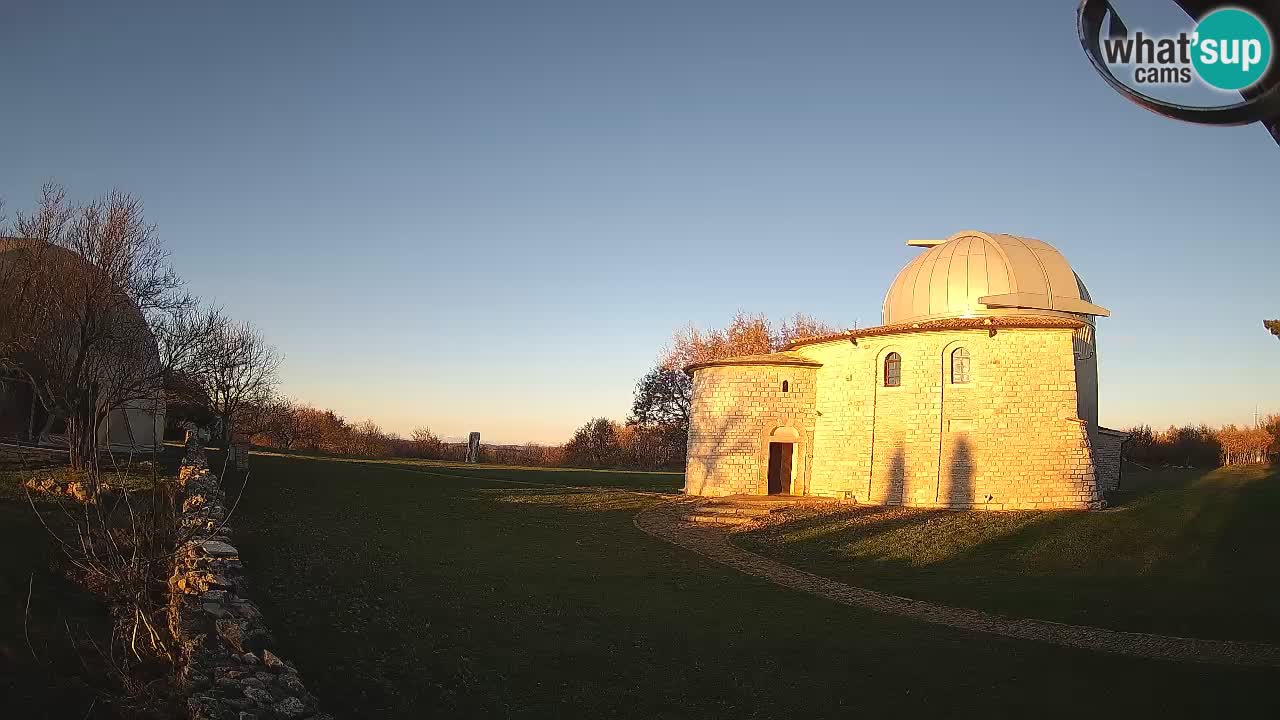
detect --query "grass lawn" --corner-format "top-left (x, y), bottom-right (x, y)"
top-left (253, 449), bottom-right (686, 492)
top-left (228, 454), bottom-right (1279, 718)
top-left (0, 448), bottom-right (116, 719)
top-left (738, 465), bottom-right (1280, 643)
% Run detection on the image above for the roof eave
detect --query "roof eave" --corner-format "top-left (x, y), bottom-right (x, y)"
top-left (683, 353), bottom-right (824, 375)
top-left (781, 315), bottom-right (1088, 351)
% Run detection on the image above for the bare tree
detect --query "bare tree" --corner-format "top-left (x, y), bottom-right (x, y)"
top-left (154, 302), bottom-right (223, 386)
top-left (0, 184), bottom-right (189, 471)
top-left (411, 426), bottom-right (442, 458)
top-left (0, 196), bottom-right (21, 361)
top-left (348, 418), bottom-right (390, 457)
top-left (659, 311), bottom-right (841, 370)
top-left (660, 311), bottom-right (774, 370)
top-left (776, 312), bottom-right (840, 347)
top-left (197, 316), bottom-right (281, 448)
top-left (252, 396), bottom-right (302, 449)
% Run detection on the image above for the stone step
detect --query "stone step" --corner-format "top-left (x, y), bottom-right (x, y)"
top-left (683, 513), bottom-right (752, 526)
top-left (706, 494), bottom-right (807, 507)
top-left (695, 504), bottom-right (773, 517)
top-left (706, 499), bottom-right (803, 509)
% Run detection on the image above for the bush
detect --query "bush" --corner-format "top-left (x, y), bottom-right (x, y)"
top-left (563, 418), bottom-right (622, 468)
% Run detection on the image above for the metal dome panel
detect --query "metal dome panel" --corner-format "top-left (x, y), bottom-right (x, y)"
top-left (881, 231), bottom-right (1109, 325)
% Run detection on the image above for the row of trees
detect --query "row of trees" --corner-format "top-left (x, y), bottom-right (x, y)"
top-left (244, 399), bottom-right (569, 465)
top-left (1122, 419), bottom-right (1279, 468)
top-left (1124, 321), bottom-right (1278, 468)
top-left (0, 184), bottom-right (280, 473)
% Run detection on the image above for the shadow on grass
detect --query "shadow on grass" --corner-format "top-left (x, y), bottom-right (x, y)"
top-left (739, 464), bottom-right (1280, 641)
top-left (751, 504), bottom-right (942, 547)
top-left (476, 486), bottom-right (656, 513)
top-left (1201, 466), bottom-right (1280, 579)
top-left (344, 456), bottom-right (684, 494)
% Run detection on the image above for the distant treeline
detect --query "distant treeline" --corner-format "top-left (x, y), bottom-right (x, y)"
top-left (1122, 418), bottom-right (1278, 468)
top-left (242, 400), bottom-right (562, 466)
top-left (243, 400), bottom-right (682, 470)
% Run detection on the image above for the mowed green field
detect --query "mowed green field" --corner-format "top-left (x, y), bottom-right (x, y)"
top-left (229, 454), bottom-right (1279, 719)
top-left (738, 465), bottom-right (1280, 643)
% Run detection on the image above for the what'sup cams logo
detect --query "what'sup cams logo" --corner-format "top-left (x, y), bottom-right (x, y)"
top-left (1078, 1), bottom-right (1280, 144)
top-left (1101, 7), bottom-right (1270, 88)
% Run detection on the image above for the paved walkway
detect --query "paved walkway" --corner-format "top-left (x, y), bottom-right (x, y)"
top-left (634, 499), bottom-right (1280, 668)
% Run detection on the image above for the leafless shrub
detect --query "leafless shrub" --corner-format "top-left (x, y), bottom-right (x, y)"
top-left (411, 426), bottom-right (443, 457)
top-left (659, 311), bottom-right (840, 370)
top-left (19, 448), bottom-right (238, 714)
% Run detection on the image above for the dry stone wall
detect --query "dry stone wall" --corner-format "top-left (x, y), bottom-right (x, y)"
top-left (169, 460), bottom-right (329, 720)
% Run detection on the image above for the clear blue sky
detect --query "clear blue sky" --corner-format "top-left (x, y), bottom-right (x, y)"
top-left (3, 0), bottom-right (1277, 443)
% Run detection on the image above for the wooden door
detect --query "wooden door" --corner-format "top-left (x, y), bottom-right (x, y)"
top-left (767, 442), bottom-right (793, 495)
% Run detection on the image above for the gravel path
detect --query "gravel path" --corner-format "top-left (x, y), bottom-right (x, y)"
top-left (634, 499), bottom-right (1280, 668)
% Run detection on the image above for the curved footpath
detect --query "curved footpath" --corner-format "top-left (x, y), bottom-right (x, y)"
top-left (634, 499), bottom-right (1280, 668)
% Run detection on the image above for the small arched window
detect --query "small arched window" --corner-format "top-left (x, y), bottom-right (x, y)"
top-left (951, 347), bottom-right (971, 384)
top-left (781, 380), bottom-right (789, 393)
top-left (884, 352), bottom-right (901, 387)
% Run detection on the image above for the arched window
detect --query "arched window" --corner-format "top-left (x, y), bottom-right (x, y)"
top-left (951, 347), bottom-right (971, 384)
top-left (781, 380), bottom-right (789, 393)
top-left (884, 352), bottom-right (901, 387)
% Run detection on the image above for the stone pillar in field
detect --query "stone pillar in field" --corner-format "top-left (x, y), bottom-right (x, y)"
top-left (465, 432), bottom-right (481, 463)
top-left (227, 437), bottom-right (251, 472)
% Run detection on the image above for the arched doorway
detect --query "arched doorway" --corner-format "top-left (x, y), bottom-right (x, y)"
top-left (766, 426), bottom-right (800, 495)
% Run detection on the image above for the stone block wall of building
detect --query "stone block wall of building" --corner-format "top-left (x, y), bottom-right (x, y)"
top-left (1093, 427), bottom-right (1127, 493)
top-left (684, 364), bottom-right (817, 496)
top-left (787, 326), bottom-right (1101, 509)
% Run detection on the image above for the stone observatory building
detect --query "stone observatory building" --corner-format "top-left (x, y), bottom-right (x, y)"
top-left (683, 230), bottom-right (1127, 510)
